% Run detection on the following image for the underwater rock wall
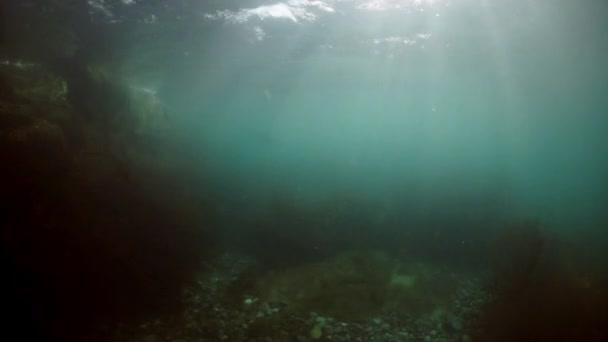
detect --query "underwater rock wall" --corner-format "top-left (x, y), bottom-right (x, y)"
top-left (0, 61), bottom-right (210, 340)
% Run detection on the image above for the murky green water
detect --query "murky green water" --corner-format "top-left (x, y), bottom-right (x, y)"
top-left (151, 0), bottom-right (608, 234)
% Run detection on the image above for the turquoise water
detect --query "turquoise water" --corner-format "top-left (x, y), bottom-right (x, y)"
top-left (154, 0), bottom-right (608, 234)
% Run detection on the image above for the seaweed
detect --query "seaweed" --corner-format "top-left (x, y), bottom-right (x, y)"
top-left (477, 220), bottom-right (608, 341)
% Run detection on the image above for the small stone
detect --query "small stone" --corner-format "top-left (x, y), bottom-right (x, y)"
top-left (310, 324), bottom-right (323, 340)
top-left (448, 316), bottom-right (463, 331)
top-left (244, 297), bottom-right (258, 305)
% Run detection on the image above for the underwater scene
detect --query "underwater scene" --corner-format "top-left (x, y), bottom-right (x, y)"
top-left (1, 0), bottom-right (607, 341)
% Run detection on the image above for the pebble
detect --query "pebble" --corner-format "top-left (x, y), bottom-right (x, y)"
top-left (310, 323), bottom-right (323, 339)
top-left (448, 316), bottom-right (463, 331)
top-left (244, 297), bottom-right (257, 305)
